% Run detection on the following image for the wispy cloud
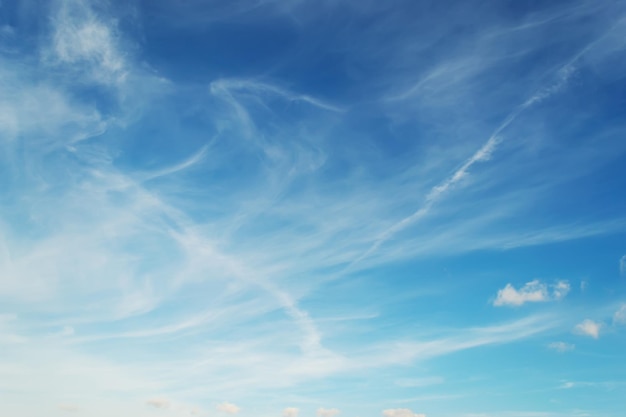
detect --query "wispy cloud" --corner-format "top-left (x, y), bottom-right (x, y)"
top-left (613, 304), bottom-right (626, 325)
top-left (548, 342), bottom-right (575, 353)
top-left (47, 0), bottom-right (128, 86)
top-left (1, 0), bottom-right (625, 415)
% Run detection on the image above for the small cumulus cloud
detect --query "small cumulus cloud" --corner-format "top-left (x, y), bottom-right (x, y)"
top-left (382, 409), bottom-right (426, 417)
top-left (284, 408), bottom-right (299, 417)
top-left (552, 280), bottom-right (571, 300)
top-left (317, 408), bottom-right (340, 417)
top-left (613, 304), bottom-right (626, 325)
top-left (217, 403), bottom-right (240, 414)
top-left (146, 398), bottom-right (171, 409)
top-left (574, 319), bottom-right (602, 339)
top-left (620, 255), bottom-right (626, 275)
top-left (493, 279), bottom-right (570, 307)
top-left (547, 341), bottom-right (575, 353)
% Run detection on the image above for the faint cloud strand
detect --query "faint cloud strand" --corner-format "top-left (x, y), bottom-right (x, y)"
top-left (613, 304), bottom-right (626, 325)
top-left (548, 341), bottom-right (575, 353)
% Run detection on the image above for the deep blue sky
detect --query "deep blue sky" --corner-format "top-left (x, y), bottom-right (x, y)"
top-left (0, 1), bottom-right (625, 417)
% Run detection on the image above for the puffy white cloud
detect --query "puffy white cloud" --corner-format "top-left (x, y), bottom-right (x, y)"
top-left (574, 319), bottom-right (602, 339)
top-left (217, 402), bottom-right (241, 414)
top-left (317, 408), bottom-right (340, 417)
top-left (284, 407), bottom-right (299, 417)
top-left (494, 280), bottom-right (547, 306)
top-left (382, 408), bottom-right (426, 417)
top-left (493, 279), bottom-right (570, 306)
top-left (547, 341), bottom-right (575, 353)
top-left (146, 398), bottom-right (170, 409)
top-left (613, 304), bottom-right (626, 325)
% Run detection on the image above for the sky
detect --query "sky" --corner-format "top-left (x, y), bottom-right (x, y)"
top-left (0, 0), bottom-right (626, 416)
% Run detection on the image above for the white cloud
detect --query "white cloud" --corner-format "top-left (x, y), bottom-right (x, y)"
top-left (50, 0), bottom-right (127, 85)
top-left (620, 255), bottom-right (626, 275)
top-left (493, 280), bottom-right (548, 306)
top-left (574, 319), bottom-right (602, 339)
top-left (493, 279), bottom-right (570, 306)
top-left (217, 402), bottom-right (240, 414)
top-left (382, 409), bottom-right (426, 417)
top-left (146, 398), bottom-right (170, 409)
top-left (552, 280), bottom-right (571, 300)
top-left (547, 342), bottom-right (575, 353)
top-left (284, 407), bottom-right (299, 417)
top-left (317, 408), bottom-right (340, 417)
top-left (613, 304), bottom-right (626, 325)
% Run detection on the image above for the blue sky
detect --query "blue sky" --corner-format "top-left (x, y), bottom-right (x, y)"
top-left (1, 0), bottom-right (626, 416)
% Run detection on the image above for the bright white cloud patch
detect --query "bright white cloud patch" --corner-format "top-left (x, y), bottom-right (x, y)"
top-left (548, 341), bottom-right (575, 353)
top-left (284, 407), bottom-right (299, 417)
top-left (217, 402), bottom-right (240, 414)
top-left (614, 304), bottom-right (626, 325)
top-left (493, 279), bottom-right (570, 306)
top-left (317, 408), bottom-right (340, 417)
top-left (382, 408), bottom-right (426, 417)
top-left (574, 319), bottom-right (602, 339)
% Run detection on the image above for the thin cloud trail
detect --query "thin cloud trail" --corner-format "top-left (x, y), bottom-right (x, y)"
top-left (345, 24), bottom-right (620, 272)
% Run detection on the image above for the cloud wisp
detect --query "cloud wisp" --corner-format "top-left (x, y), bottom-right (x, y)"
top-left (1, 0), bottom-right (625, 416)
